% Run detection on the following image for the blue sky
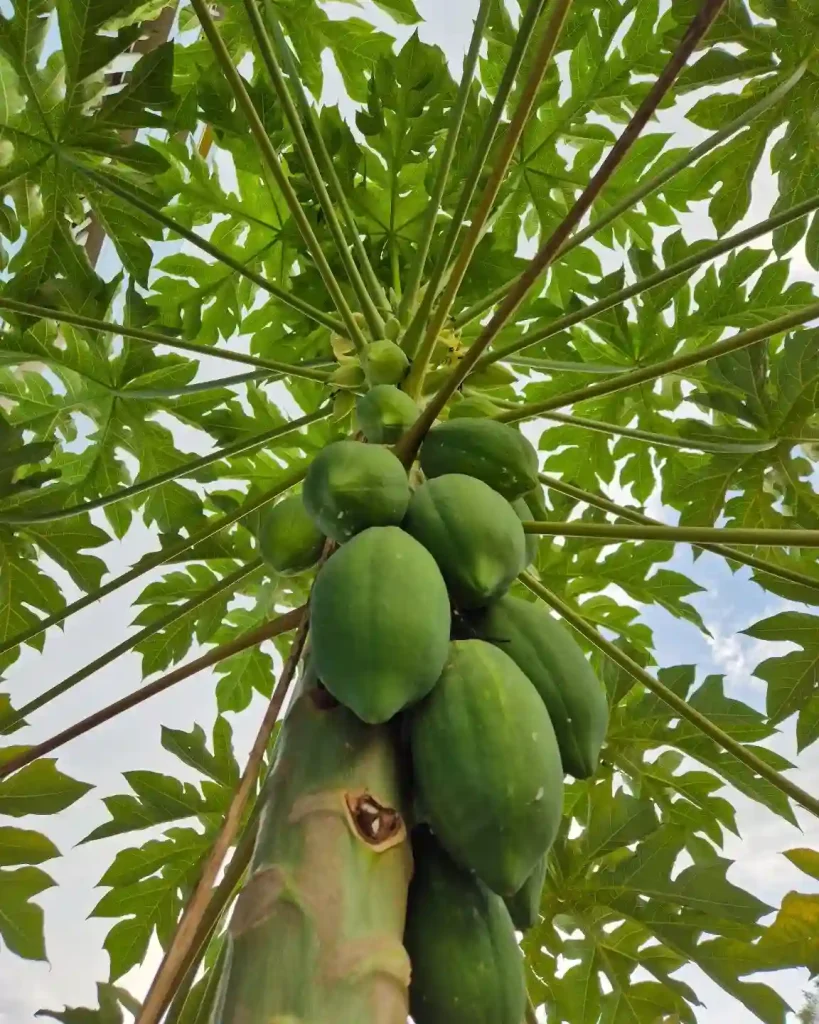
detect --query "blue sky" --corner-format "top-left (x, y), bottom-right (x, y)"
top-left (1, 1), bottom-right (818, 1021)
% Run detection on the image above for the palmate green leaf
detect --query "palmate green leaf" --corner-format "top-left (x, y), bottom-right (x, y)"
top-left (37, 982), bottom-right (140, 1024)
top-left (92, 875), bottom-right (183, 981)
top-left (526, 781), bottom-right (788, 1024)
top-left (80, 770), bottom-right (226, 843)
top-left (607, 666), bottom-right (798, 824)
top-left (161, 717), bottom-right (240, 789)
top-left (0, 865), bottom-right (55, 960)
top-left (131, 565), bottom-right (255, 676)
top-left (0, 754), bottom-right (92, 815)
top-left (0, 825), bottom-right (59, 866)
top-left (1, 0), bottom-right (818, 1014)
top-left (745, 612), bottom-right (819, 750)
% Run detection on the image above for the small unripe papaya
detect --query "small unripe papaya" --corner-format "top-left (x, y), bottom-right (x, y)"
top-left (363, 339), bottom-right (410, 385)
top-left (257, 496), bottom-right (325, 575)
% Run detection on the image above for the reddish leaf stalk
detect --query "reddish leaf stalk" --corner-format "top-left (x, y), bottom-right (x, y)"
top-left (0, 607), bottom-right (305, 781)
top-left (135, 607), bottom-right (311, 1024)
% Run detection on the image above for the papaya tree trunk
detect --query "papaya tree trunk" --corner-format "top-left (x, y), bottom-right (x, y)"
top-left (213, 666), bottom-right (413, 1024)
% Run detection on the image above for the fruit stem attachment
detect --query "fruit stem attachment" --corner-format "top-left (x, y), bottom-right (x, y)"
top-left (520, 573), bottom-right (819, 820)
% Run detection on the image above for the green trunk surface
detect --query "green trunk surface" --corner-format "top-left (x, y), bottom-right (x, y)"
top-left (213, 669), bottom-right (413, 1024)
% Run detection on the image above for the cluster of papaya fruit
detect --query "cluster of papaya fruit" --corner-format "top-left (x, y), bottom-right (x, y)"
top-left (256, 386), bottom-right (609, 1024)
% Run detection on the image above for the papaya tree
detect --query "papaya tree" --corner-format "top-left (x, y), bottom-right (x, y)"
top-left (1, 0), bottom-right (819, 1021)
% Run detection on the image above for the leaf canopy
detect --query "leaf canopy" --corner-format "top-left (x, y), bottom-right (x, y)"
top-left (1, 0), bottom-right (818, 1020)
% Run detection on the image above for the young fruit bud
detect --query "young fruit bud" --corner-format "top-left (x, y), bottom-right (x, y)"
top-left (448, 393), bottom-right (499, 419)
top-left (329, 359), bottom-right (366, 389)
top-left (363, 339), bottom-right (410, 386)
top-left (383, 316), bottom-right (402, 342)
top-left (330, 332), bottom-right (355, 360)
top-left (332, 391), bottom-right (356, 422)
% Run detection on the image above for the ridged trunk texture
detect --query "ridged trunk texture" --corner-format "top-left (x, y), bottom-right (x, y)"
top-left (212, 668), bottom-right (413, 1024)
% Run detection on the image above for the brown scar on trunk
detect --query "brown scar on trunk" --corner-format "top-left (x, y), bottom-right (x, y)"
top-left (345, 790), bottom-right (405, 850)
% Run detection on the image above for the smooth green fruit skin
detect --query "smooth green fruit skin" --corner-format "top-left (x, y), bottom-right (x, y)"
top-left (405, 828), bottom-right (526, 1024)
top-left (363, 339), bottom-right (410, 385)
top-left (512, 496), bottom-right (538, 567)
top-left (356, 385), bottom-right (419, 444)
top-left (311, 527), bottom-right (451, 724)
top-left (504, 853), bottom-right (547, 931)
top-left (419, 418), bottom-right (538, 500)
top-left (257, 495), bottom-right (325, 575)
top-left (478, 594), bottom-right (609, 778)
top-left (411, 640), bottom-right (564, 895)
top-left (403, 475), bottom-right (526, 609)
top-left (303, 439), bottom-right (410, 543)
top-left (448, 394), bottom-right (498, 419)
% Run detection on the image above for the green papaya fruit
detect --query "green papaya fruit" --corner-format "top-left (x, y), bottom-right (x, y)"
top-left (512, 496), bottom-right (538, 567)
top-left (257, 495), bottom-right (325, 575)
top-left (477, 594), bottom-right (609, 778)
top-left (311, 527), bottom-right (451, 723)
top-left (405, 828), bottom-right (526, 1024)
top-left (363, 339), bottom-right (410, 385)
top-left (503, 853), bottom-right (547, 932)
top-left (448, 394), bottom-right (498, 419)
top-left (356, 385), bottom-right (419, 444)
top-left (403, 474), bottom-right (526, 608)
top-left (303, 440), bottom-right (410, 543)
top-left (419, 418), bottom-right (538, 500)
top-left (411, 640), bottom-right (564, 895)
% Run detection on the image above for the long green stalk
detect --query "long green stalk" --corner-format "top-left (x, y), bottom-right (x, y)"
top-left (0, 465), bottom-right (308, 657)
top-left (190, 0), bottom-right (369, 355)
top-left (523, 519), bottom-right (819, 547)
top-left (498, 301), bottom-right (819, 423)
top-left (405, 0), bottom-right (574, 398)
top-left (400, 0), bottom-right (549, 347)
top-left (472, 194), bottom-right (819, 370)
top-left (264, 7), bottom-right (389, 314)
top-left (0, 296), bottom-right (333, 382)
top-left (398, 0), bottom-right (492, 322)
top-left (539, 471), bottom-right (819, 595)
top-left (0, 606), bottom-right (305, 780)
top-left (521, 573), bottom-right (819, 820)
top-left (533, 408), bottom-right (777, 454)
top-left (69, 164), bottom-right (344, 333)
top-left (136, 610), bottom-right (310, 1024)
top-left (242, 0), bottom-right (384, 338)
top-left (0, 406), bottom-right (330, 525)
top-left (454, 61), bottom-right (808, 328)
top-left (0, 561), bottom-right (262, 734)
top-left (398, 0), bottom-right (728, 459)
top-left (504, 355), bottom-right (625, 375)
top-left (114, 364), bottom-right (333, 400)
